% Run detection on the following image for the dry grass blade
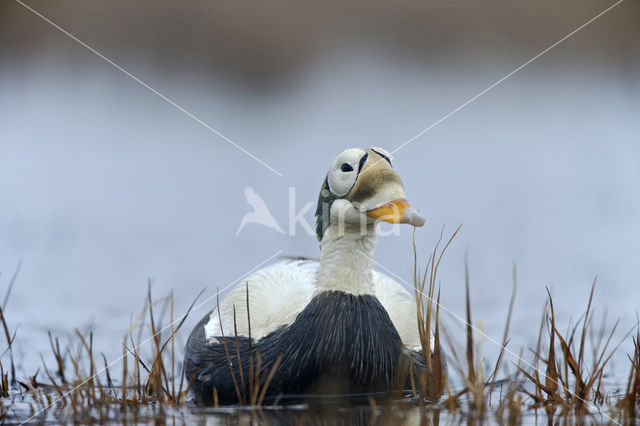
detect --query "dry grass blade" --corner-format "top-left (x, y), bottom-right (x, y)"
top-left (412, 224), bottom-right (460, 401)
top-left (121, 337), bottom-right (127, 403)
top-left (1, 261), bottom-right (20, 311)
top-left (216, 290), bottom-right (244, 404)
top-left (545, 288), bottom-right (560, 402)
top-left (256, 354), bottom-right (283, 406)
top-left (429, 287), bottom-right (444, 401)
top-left (578, 280), bottom-right (596, 378)
top-left (550, 312), bottom-right (584, 401)
top-left (39, 354), bottom-right (65, 401)
top-left (618, 333), bottom-right (639, 419)
top-left (0, 266), bottom-right (19, 387)
top-left (73, 330), bottom-right (97, 401)
top-left (170, 290), bottom-right (175, 398)
top-left (47, 332), bottom-right (67, 385)
top-left (0, 363), bottom-right (8, 399)
top-left (533, 301), bottom-right (548, 401)
top-left (488, 264), bottom-right (517, 402)
top-left (143, 286), bottom-right (203, 403)
top-left (495, 350), bottom-right (524, 420)
top-left (464, 255), bottom-right (476, 388)
top-left (232, 305), bottom-right (246, 402)
top-left (462, 258), bottom-right (487, 414)
top-left (512, 363), bottom-right (557, 397)
top-left (246, 282), bottom-right (255, 405)
top-left (145, 283), bottom-right (170, 402)
top-left (217, 283), bottom-right (284, 406)
top-left (101, 353), bottom-right (115, 397)
top-left (250, 353), bottom-right (264, 406)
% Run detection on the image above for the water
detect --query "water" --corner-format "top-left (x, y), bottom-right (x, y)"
top-left (4, 387), bottom-right (628, 424)
top-left (1, 4), bottom-right (639, 422)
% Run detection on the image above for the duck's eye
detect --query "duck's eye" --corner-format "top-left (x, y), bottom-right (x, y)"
top-left (341, 163), bottom-right (354, 172)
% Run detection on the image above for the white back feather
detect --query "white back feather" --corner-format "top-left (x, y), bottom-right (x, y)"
top-left (203, 258), bottom-right (428, 351)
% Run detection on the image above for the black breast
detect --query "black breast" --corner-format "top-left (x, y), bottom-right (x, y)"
top-left (261, 290), bottom-right (405, 395)
top-left (184, 290), bottom-right (413, 405)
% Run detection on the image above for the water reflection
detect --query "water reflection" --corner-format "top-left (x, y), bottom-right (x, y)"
top-left (189, 393), bottom-right (438, 426)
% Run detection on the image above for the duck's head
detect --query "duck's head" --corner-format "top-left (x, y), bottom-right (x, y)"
top-left (315, 147), bottom-right (425, 241)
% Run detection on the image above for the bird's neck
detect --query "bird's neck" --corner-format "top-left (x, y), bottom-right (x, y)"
top-left (315, 223), bottom-right (376, 295)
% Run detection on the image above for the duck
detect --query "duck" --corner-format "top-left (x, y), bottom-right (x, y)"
top-left (184, 147), bottom-right (437, 405)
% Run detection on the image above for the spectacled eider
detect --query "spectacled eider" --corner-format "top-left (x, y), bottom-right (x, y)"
top-left (184, 147), bottom-right (440, 405)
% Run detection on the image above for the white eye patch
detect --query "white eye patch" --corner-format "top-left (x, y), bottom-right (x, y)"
top-left (327, 148), bottom-right (366, 196)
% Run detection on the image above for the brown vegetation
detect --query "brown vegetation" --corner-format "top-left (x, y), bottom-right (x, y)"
top-left (0, 238), bottom-right (638, 424)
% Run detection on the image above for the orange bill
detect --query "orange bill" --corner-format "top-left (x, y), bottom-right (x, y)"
top-left (364, 199), bottom-right (425, 226)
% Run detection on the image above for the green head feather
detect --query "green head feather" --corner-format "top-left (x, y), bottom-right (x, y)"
top-left (314, 176), bottom-right (339, 242)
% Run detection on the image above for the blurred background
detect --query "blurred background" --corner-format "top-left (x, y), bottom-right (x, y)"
top-left (1, 0), bottom-right (639, 380)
